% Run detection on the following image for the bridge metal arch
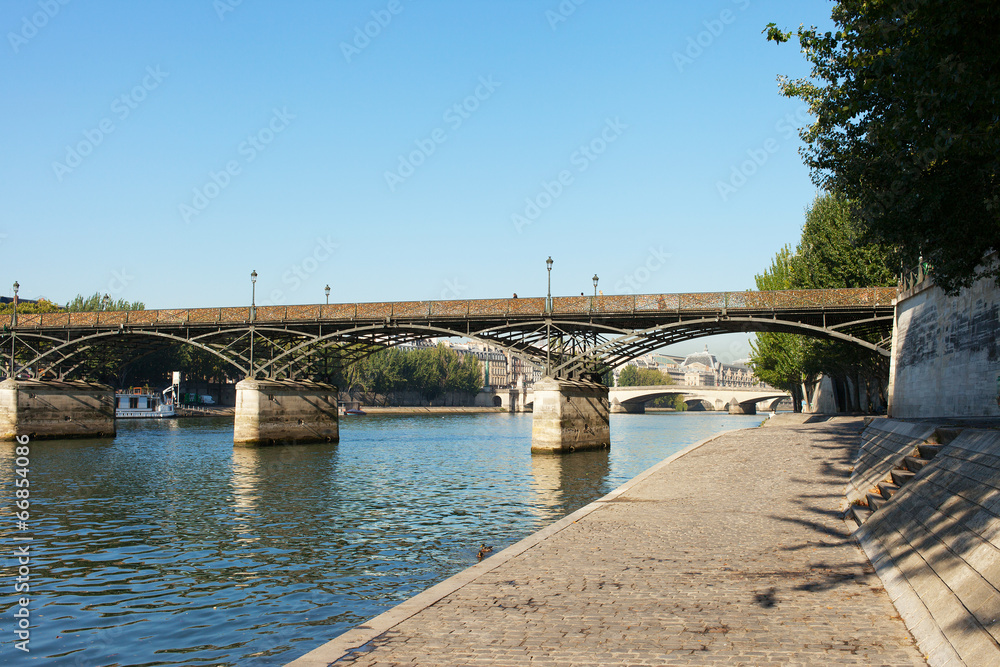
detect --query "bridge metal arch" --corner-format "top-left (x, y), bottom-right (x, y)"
top-left (7, 314), bottom-right (891, 382)
top-left (547, 315), bottom-right (892, 377)
top-left (8, 329), bottom-right (255, 379)
top-left (7, 322), bottom-right (551, 382)
top-left (260, 323), bottom-right (548, 379)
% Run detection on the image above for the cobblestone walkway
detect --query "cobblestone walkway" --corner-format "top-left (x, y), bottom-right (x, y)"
top-left (291, 417), bottom-right (927, 666)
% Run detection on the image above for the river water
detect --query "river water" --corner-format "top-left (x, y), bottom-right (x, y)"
top-left (1, 411), bottom-right (763, 666)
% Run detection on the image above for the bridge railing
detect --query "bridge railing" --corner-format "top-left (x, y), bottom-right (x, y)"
top-left (0, 287), bottom-right (898, 329)
top-left (899, 262), bottom-right (932, 292)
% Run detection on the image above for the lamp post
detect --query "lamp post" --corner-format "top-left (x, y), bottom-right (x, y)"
top-left (10, 281), bottom-right (18, 380)
top-left (545, 257), bottom-right (553, 376)
top-left (249, 270), bottom-right (257, 378)
top-left (324, 284), bottom-right (330, 305)
top-left (546, 256), bottom-right (553, 313)
top-left (102, 293), bottom-right (110, 311)
top-left (591, 274), bottom-right (599, 374)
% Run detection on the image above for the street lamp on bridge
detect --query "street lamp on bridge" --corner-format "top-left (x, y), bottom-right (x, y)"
top-left (325, 284), bottom-right (330, 305)
top-left (546, 256), bottom-right (553, 313)
top-left (545, 257), bottom-right (553, 376)
top-left (249, 270), bottom-right (257, 379)
top-left (102, 294), bottom-right (110, 311)
top-left (250, 270), bottom-right (257, 319)
top-left (593, 274), bottom-right (599, 298)
top-left (10, 281), bottom-right (18, 379)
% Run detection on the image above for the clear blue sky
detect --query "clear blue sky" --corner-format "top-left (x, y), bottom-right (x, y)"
top-left (2, 0), bottom-right (834, 360)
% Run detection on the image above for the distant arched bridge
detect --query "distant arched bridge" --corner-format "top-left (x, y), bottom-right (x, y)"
top-left (1, 287), bottom-right (896, 381)
top-left (607, 385), bottom-right (790, 414)
top-left (503, 384), bottom-right (790, 415)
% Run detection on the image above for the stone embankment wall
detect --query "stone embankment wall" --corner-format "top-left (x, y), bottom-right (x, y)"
top-left (851, 419), bottom-right (1000, 665)
top-left (888, 260), bottom-right (1000, 419)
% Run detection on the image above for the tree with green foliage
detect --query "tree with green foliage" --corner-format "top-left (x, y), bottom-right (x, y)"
top-left (750, 193), bottom-right (896, 412)
top-left (766, 0), bottom-right (1000, 293)
top-left (342, 343), bottom-right (483, 405)
top-left (618, 365), bottom-right (670, 387)
top-left (0, 298), bottom-right (62, 315)
top-left (65, 292), bottom-right (144, 312)
top-left (616, 365), bottom-right (686, 410)
top-left (748, 245), bottom-right (812, 411)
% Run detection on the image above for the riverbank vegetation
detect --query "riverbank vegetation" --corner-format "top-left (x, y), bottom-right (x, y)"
top-left (616, 365), bottom-right (687, 411)
top-left (0, 291), bottom-right (144, 315)
top-left (749, 193), bottom-right (895, 412)
top-left (754, 0), bottom-right (998, 410)
top-left (338, 344), bottom-right (483, 406)
top-left (766, 0), bottom-right (1000, 293)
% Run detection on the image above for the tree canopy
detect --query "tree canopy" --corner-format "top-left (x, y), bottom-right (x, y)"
top-left (749, 192), bottom-right (896, 412)
top-left (341, 343), bottom-right (483, 405)
top-left (616, 365), bottom-right (686, 410)
top-left (65, 292), bottom-right (145, 312)
top-left (766, 0), bottom-right (1000, 293)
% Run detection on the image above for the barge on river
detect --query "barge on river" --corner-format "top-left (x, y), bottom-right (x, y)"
top-left (116, 386), bottom-right (176, 419)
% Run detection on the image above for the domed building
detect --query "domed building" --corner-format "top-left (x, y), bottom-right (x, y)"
top-left (676, 344), bottom-right (764, 388)
top-left (680, 344), bottom-right (720, 386)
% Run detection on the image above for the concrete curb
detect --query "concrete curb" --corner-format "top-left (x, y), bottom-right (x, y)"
top-left (284, 427), bottom-right (748, 666)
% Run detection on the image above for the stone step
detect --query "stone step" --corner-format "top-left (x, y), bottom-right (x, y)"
top-left (850, 503), bottom-right (872, 526)
top-left (918, 443), bottom-right (943, 460)
top-left (904, 455), bottom-right (930, 473)
top-left (867, 492), bottom-right (887, 512)
top-left (878, 481), bottom-right (901, 500)
top-left (891, 468), bottom-right (916, 486)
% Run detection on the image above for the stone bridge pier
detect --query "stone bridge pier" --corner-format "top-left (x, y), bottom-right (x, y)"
top-left (0, 379), bottom-right (116, 440)
top-left (727, 398), bottom-right (757, 415)
top-left (234, 379), bottom-right (339, 446)
top-left (531, 377), bottom-right (610, 454)
top-left (610, 398), bottom-right (645, 414)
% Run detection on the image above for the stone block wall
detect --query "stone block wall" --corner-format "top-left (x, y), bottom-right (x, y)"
top-left (854, 420), bottom-right (1000, 665)
top-left (888, 260), bottom-right (1000, 419)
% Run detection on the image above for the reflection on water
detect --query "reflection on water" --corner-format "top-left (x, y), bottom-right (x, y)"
top-left (530, 449), bottom-right (610, 521)
top-left (0, 411), bottom-right (762, 666)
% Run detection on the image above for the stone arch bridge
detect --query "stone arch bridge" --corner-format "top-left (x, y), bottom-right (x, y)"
top-left (503, 385), bottom-right (790, 415)
top-left (0, 287), bottom-right (894, 451)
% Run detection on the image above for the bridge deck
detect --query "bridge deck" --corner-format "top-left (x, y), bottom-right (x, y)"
top-left (3, 287), bottom-right (896, 329)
